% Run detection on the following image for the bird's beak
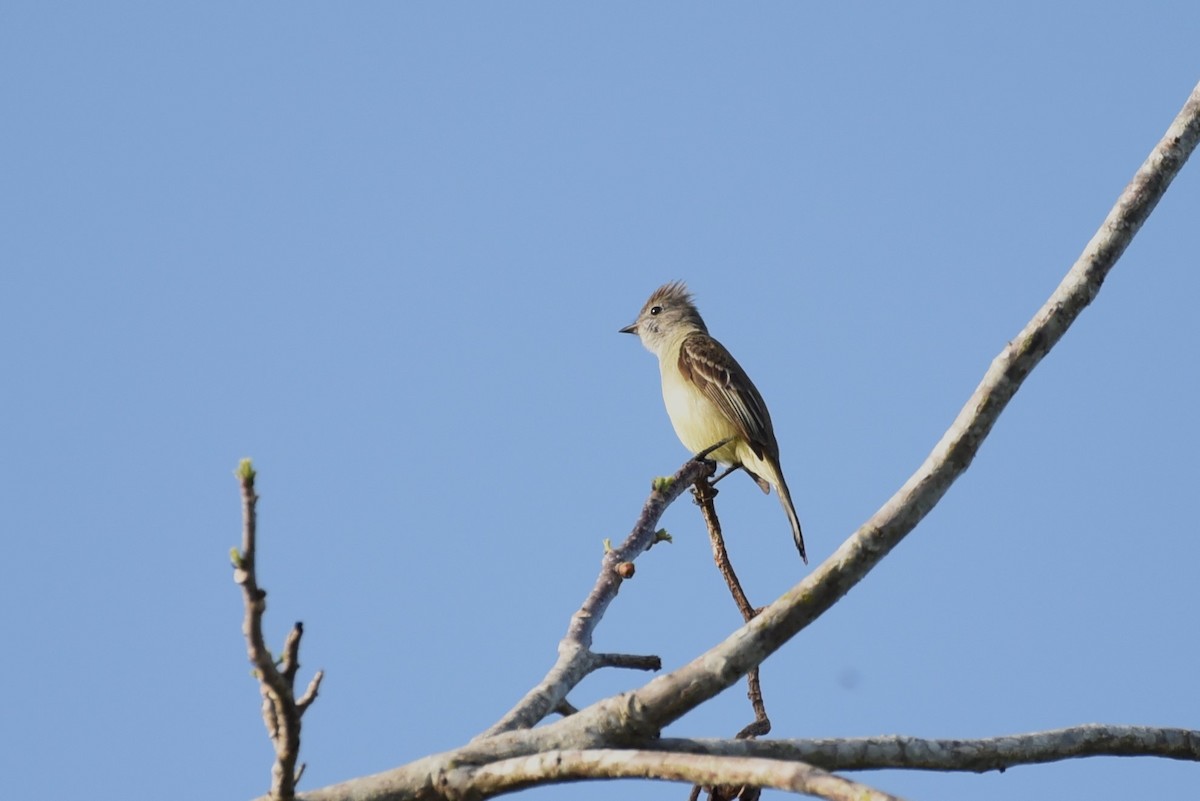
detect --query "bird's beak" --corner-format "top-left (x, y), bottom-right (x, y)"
top-left (619, 322), bottom-right (638, 335)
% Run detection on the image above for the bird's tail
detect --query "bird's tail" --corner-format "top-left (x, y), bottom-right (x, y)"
top-left (772, 467), bottom-right (807, 563)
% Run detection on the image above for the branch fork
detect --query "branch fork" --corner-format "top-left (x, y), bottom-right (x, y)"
top-left (234, 459), bottom-right (324, 801)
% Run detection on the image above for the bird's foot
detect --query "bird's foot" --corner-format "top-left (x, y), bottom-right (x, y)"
top-left (692, 436), bottom-right (734, 463)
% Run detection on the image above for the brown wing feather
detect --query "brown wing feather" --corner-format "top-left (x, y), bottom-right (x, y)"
top-left (677, 333), bottom-right (779, 462)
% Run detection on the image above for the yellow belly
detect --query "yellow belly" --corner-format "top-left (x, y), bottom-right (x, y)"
top-left (660, 362), bottom-right (742, 464)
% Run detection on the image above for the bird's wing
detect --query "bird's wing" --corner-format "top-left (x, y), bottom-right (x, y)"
top-left (677, 333), bottom-right (778, 461)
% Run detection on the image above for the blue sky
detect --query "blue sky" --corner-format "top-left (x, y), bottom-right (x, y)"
top-left (2, 4), bottom-right (1197, 800)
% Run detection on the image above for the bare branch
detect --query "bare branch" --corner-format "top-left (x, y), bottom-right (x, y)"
top-left (656, 724), bottom-right (1200, 772)
top-left (693, 479), bottom-right (770, 743)
top-left (692, 477), bottom-right (770, 801)
top-left (444, 750), bottom-right (906, 801)
top-left (232, 460), bottom-right (322, 800)
top-left (478, 457), bottom-right (716, 738)
top-left (279, 725), bottom-right (1200, 801)
top-left (693, 482), bottom-right (757, 623)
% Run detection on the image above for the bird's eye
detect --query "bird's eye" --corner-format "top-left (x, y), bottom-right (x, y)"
top-left (649, 305), bottom-right (662, 316)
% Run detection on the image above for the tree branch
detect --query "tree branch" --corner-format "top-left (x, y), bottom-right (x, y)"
top-left (442, 750), bottom-right (906, 801)
top-left (656, 724), bottom-right (1200, 772)
top-left (233, 459), bottom-right (323, 800)
top-left (692, 477), bottom-right (770, 801)
top-left (693, 478), bottom-right (770, 744)
top-left (478, 458), bottom-right (716, 738)
top-left (283, 724), bottom-right (1200, 801)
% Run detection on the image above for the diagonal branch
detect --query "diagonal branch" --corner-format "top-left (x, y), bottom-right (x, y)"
top-left (692, 479), bottom-right (770, 745)
top-left (692, 480), bottom-right (772, 800)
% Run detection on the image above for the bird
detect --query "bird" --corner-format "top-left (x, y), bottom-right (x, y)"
top-left (621, 281), bottom-right (807, 562)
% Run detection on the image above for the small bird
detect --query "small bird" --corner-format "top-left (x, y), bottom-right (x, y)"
top-left (621, 281), bottom-right (807, 562)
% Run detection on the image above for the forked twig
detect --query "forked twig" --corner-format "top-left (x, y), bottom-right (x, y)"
top-left (232, 459), bottom-right (324, 800)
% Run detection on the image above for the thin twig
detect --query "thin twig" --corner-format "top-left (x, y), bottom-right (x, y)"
top-left (232, 460), bottom-right (323, 800)
top-left (693, 480), bottom-right (770, 738)
top-left (478, 458), bottom-right (717, 738)
top-left (692, 480), bottom-right (772, 801)
top-left (692, 482), bottom-right (757, 621)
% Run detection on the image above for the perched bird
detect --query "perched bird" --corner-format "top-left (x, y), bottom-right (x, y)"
top-left (621, 281), bottom-right (807, 562)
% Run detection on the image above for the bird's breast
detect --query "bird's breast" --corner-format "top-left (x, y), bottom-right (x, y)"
top-left (660, 362), bottom-right (740, 464)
